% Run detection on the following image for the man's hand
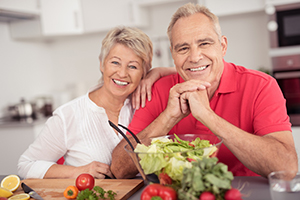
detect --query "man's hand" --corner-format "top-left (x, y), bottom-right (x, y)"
top-left (166, 80), bottom-right (211, 121)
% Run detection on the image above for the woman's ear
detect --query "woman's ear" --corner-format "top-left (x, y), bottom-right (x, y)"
top-left (100, 61), bottom-right (104, 73)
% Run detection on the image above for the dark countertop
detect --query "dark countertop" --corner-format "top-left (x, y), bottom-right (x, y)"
top-left (129, 176), bottom-right (272, 200)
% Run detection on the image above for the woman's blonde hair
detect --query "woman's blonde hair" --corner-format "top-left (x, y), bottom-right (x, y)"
top-left (167, 3), bottom-right (222, 47)
top-left (99, 26), bottom-right (153, 78)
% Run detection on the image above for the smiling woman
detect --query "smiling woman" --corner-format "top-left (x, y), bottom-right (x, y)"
top-left (17, 26), bottom-right (176, 180)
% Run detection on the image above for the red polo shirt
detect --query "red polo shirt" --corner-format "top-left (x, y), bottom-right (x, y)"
top-left (129, 61), bottom-right (291, 176)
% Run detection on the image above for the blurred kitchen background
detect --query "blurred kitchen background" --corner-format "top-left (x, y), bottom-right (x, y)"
top-left (0, 0), bottom-right (300, 174)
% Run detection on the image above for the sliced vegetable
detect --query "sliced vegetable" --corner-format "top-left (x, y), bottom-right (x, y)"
top-left (159, 172), bottom-right (172, 185)
top-left (63, 185), bottom-right (78, 199)
top-left (135, 134), bottom-right (216, 183)
top-left (141, 184), bottom-right (177, 200)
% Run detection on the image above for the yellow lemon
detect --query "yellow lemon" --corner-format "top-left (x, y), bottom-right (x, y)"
top-left (1, 175), bottom-right (21, 192)
top-left (8, 193), bottom-right (30, 200)
top-left (0, 187), bottom-right (13, 198)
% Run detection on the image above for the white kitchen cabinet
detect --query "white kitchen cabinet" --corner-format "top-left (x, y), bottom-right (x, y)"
top-left (9, 0), bottom-right (149, 39)
top-left (0, 120), bottom-right (46, 175)
top-left (198, 0), bottom-right (265, 17)
top-left (0, 0), bottom-right (40, 14)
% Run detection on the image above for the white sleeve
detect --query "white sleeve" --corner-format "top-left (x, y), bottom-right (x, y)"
top-left (17, 110), bottom-right (67, 179)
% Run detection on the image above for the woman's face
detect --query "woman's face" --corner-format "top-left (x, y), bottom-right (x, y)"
top-left (100, 43), bottom-right (144, 99)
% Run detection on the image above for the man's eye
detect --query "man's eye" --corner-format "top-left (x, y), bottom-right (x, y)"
top-left (178, 47), bottom-right (188, 53)
top-left (200, 42), bottom-right (209, 46)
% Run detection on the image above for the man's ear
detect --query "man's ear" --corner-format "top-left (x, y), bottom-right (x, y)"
top-left (221, 36), bottom-right (228, 57)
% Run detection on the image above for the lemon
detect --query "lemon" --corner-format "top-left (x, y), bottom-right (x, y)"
top-left (1, 175), bottom-right (21, 192)
top-left (8, 193), bottom-right (30, 200)
top-left (0, 187), bottom-right (13, 198)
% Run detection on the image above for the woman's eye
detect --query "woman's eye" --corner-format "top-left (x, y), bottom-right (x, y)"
top-left (128, 65), bottom-right (137, 69)
top-left (112, 61), bottom-right (119, 65)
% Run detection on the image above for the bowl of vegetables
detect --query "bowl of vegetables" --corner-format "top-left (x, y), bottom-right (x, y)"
top-left (124, 133), bottom-right (223, 186)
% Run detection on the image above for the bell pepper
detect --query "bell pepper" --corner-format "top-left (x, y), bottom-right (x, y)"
top-left (63, 185), bottom-right (79, 199)
top-left (141, 183), bottom-right (177, 200)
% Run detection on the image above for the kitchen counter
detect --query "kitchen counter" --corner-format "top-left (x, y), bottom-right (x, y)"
top-left (0, 175), bottom-right (273, 200)
top-left (129, 176), bottom-right (272, 200)
top-left (0, 117), bottom-right (48, 128)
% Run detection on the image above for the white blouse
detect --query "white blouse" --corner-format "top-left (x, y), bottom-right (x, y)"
top-left (17, 84), bottom-right (134, 179)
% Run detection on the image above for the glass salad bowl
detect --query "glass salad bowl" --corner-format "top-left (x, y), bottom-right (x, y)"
top-left (124, 133), bottom-right (223, 186)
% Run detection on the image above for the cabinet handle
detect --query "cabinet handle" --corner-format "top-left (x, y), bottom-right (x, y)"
top-left (74, 11), bottom-right (78, 29)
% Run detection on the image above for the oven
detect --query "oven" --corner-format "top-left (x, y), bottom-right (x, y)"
top-left (273, 54), bottom-right (300, 125)
top-left (267, 2), bottom-right (300, 48)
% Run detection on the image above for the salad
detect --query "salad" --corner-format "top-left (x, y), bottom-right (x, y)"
top-left (134, 134), bottom-right (218, 184)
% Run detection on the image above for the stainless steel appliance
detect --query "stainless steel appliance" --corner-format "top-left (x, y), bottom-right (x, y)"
top-left (273, 54), bottom-right (300, 125)
top-left (267, 2), bottom-right (300, 48)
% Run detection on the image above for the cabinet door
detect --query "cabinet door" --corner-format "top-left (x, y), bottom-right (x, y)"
top-left (0, 0), bottom-right (39, 13)
top-left (202, 0), bottom-right (264, 16)
top-left (40, 0), bottom-right (83, 36)
top-left (81, 0), bottom-right (134, 33)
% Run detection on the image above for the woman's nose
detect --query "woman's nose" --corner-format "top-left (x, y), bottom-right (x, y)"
top-left (117, 65), bottom-right (128, 77)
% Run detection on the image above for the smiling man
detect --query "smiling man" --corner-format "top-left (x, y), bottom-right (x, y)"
top-left (111, 3), bottom-right (298, 178)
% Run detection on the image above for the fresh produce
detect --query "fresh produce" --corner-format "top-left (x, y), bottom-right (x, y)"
top-left (141, 183), bottom-right (177, 200)
top-left (224, 189), bottom-right (242, 200)
top-left (0, 187), bottom-right (12, 198)
top-left (7, 193), bottom-right (30, 200)
top-left (76, 186), bottom-right (117, 200)
top-left (0, 197), bottom-right (8, 200)
top-left (0, 175), bottom-right (20, 192)
top-left (135, 134), bottom-right (217, 184)
top-left (76, 173), bottom-right (95, 191)
top-left (199, 191), bottom-right (215, 200)
top-left (177, 157), bottom-right (234, 200)
top-left (64, 185), bottom-right (79, 199)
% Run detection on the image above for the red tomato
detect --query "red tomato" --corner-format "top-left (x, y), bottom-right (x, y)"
top-left (75, 173), bottom-right (95, 191)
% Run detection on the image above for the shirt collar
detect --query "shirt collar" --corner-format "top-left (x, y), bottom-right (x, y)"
top-left (216, 60), bottom-right (237, 94)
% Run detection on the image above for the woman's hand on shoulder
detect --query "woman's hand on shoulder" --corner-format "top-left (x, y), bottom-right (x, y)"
top-left (132, 67), bottom-right (176, 110)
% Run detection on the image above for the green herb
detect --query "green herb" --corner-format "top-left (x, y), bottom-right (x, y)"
top-left (178, 157), bottom-right (233, 200)
top-left (76, 186), bottom-right (117, 200)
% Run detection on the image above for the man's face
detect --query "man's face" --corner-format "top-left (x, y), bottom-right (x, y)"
top-left (171, 13), bottom-right (227, 85)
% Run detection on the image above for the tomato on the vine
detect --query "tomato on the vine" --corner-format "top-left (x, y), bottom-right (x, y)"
top-left (75, 173), bottom-right (95, 191)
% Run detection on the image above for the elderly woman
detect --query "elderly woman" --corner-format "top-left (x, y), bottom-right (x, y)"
top-left (18, 26), bottom-right (175, 179)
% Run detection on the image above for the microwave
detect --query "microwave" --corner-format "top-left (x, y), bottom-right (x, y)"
top-left (268, 2), bottom-right (300, 48)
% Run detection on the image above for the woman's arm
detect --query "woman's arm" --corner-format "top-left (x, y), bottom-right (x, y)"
top-left (132, 67), bottom-right (176, 109)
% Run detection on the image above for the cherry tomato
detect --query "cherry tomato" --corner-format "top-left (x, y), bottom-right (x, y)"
top-left (75, 173), bottom-right (95, 191)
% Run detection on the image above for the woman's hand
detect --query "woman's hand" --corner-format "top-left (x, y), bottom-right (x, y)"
top-left (76, 161), bottom-right (114, 179)
top-left (132, 67), bottom-right (177, 110)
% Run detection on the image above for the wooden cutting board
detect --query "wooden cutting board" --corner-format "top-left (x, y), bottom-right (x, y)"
top-left (13, 179), bottom-right (144, 200)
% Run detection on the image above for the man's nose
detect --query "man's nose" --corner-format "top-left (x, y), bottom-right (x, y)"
top-left (188, 47), bottom-right (203, 63)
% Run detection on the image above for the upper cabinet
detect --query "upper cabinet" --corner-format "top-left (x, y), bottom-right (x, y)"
top-left (9, 0), bottom-right (149, 39)
top-left (265, 0), bottom-right (300, 6)
top-left (198, 0), bottom-right (265, 16)
top-left (0, 0), bottom-right (40, 22)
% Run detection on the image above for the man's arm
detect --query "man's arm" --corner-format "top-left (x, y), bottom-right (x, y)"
top-left (184, 89), bottom-right (298, 177)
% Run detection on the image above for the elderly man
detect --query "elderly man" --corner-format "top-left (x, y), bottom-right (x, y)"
top-left (111, 3), bottom-right (298, 178)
